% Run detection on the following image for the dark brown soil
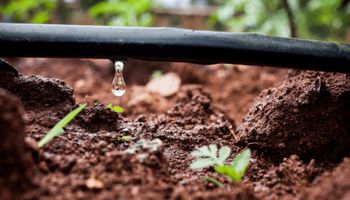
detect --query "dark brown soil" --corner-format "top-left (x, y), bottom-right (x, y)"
top-left (1, 58), bottom-right (349, 200)
top-left (299, 157), bottom-right (350, 200)
top-left (0, 88), bottom-right (34, 200)
top-left (237, 71), bottom-right (350, 163)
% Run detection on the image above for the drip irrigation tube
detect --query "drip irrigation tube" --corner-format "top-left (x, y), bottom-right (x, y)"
top-left (0, 23), bottom-right (349, 73)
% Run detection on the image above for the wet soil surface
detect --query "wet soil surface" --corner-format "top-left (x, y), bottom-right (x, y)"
top-left (0, 58), bottom-right (349, 200)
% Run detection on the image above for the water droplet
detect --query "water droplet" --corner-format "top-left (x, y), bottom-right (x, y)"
top-left (112, 61), bottom-right (126, 96)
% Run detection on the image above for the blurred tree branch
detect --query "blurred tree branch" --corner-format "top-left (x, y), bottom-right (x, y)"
top-left (282, 0), bottom-right (297, 37)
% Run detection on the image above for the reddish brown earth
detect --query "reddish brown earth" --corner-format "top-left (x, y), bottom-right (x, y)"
top-left (0, 58), bottom-right (349, 200)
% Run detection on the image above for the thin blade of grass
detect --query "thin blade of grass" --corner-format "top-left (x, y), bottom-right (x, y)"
top-left (201, 176), bottom-right (224, 187)
top-left (38, 104), bottom-right (87, 148)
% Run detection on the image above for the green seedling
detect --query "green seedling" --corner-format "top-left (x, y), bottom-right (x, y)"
top-left (190, 145), bottom-right (251, 183)
top-left (38, 104), bottom-right (87, 148)
top-left (151, 70), bottom-right (163, 80)
top-left (190, 144), bottom-right (231, 169)
top-left (215, 148), bottom-right (251, 182)
top-left (117, 135), bottom-right (132, 142)
top-left (106, 103), bottom-right (124, 113)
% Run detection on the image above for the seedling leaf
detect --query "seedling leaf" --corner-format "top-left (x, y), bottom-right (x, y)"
top-left (209, 144), bottom-right (218, 158)
top-left (231, 148), bottom-right (251, 181)
top-left (191, 146), bottom-right (211, 157)
top-left (218, 146), bottom-right (231, 164)
top-left (190, 145), bottom-right (232, 170)
top-left (215, 148), bottom-right (251, 182)
top-left (190, 158), bottom-right (217, 170)
top-left (111, 105), bottom-right (124, 113)
top-left (38, 104), bottom-right (87, 148)
top-left (106, 103), bottom-right (124, 113)
top-left (215, 165), bottom-right (237, 180)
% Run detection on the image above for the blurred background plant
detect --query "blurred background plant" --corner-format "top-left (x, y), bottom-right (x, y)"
top-left (89, 0), bottom-right (154, 26)
top-left (0, 0), bottom-right (56, 23)
top-left (0, 0), bottom-right (349, 41)
top-left (0, 0), bottom-right (155, 26)
top-left (210, 0), bottom-right (350, 41)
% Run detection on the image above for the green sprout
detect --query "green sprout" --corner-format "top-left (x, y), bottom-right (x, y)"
top-left (190, 144), bottom-right (231, 169)
top-left (106, 103), bottom-right (124, 113)
top-left (190, 145), bottom-right (251, 183)
top-left (151, 70), bottom-right (163, 80)
top-left (38, 104), bottom-right (87, 148)
top-left (117, 135), bottom-right (132, 142)
top-left (215, 149), bottom-right (251, 182)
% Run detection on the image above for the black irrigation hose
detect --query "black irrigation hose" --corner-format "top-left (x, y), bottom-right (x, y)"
top-left (0, 23), bottom-right (350, 73)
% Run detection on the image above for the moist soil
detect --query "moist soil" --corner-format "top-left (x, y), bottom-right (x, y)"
top-left (0, 58), bottom-right (349, 200)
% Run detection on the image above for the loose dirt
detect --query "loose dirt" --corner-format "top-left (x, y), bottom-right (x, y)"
top-left (0, 58), bottom-right (349, 200)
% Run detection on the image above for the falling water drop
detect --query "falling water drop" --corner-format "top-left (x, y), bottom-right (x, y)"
top-left (112, 61), bottom-right (126, 96)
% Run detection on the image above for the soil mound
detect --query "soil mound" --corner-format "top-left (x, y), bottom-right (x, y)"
top-left (0, 62), bottom-right (75, 128)
top-left (237, 71), bottom-right (350, 162)
top-left (0, 88), bottom-right (34, 199)
top-left (0, 73), bottom-right (74, 107)
top-left (151, 85), bottom-right (236, 147)
top-left (76, 103), bottom-right (123, 132)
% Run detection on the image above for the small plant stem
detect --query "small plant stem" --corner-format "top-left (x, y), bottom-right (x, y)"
top-left (201, 176), bottom-right (224, 187)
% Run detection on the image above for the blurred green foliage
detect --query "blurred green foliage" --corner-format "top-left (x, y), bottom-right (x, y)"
top-left (0, 0), bottom-right (56, 23)
top-left (89, 0), bottom-right (154, 26)
top-left (210, 0), bottom-right (350, 41)
top-left (0, 0), bottom-right (155, 26)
